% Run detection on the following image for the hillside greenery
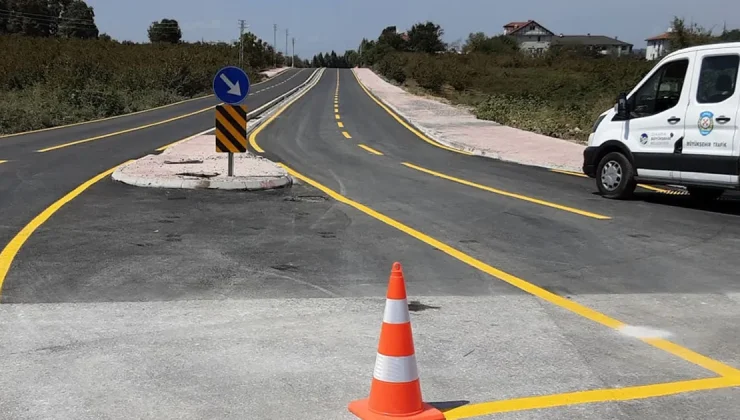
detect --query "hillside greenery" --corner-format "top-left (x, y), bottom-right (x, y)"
top-left (0, 1), bottom-right (299, 135)
top-left (350, 18), bottom-right (739, 143)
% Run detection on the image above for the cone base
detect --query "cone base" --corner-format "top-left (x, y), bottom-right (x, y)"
top-left (348, 398), bottom-right (445, 420)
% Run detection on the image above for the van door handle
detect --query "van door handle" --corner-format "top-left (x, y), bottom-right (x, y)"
top-left (716, 116), bottom-right (731, 124)
top-left (667, 117), bottom-right (681, 124)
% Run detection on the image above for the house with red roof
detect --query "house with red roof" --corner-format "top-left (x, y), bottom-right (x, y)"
top-left (646, 29), bottom-right (672, 60)
top-left (503, 20), bottom-right (633, 56)
top-left (503, 20), bottom-right (554, 55)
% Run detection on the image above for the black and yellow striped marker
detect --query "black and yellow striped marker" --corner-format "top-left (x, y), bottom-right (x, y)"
top-left (215, 105), bottom-right (248, 153)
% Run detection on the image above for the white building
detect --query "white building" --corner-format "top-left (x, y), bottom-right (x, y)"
top-left (646, 30), bottom-right (672, 60)
top-left (503, 20), bottom-right (553, 55)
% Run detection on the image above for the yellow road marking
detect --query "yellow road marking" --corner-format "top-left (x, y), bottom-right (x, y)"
top-left (337, 122), bottom-right (344, 128)
top-left (0, 95), bottom-right (215, 140)
top-left (351, 70), bottom-right (471, 156)
top-left (335, 108), bottom-right (339, 113)
top-left (551, 168), bottom-right (588, 178)
top-left (0, 162), bottom-right (132, 295)
top-left (358, 144), bottom-right (383, 155)
top-left (342, 131), bottom-right (352, 139)
top-left (335, 114), bottom-right (341, 120)
top-left (443, 377), bottom-right (740, 419)
top-left (0, 160), bottom-right (7, 164)
top-left (277, 163), bottom-right (740, 379)
top-left (249, 69), bottom-right (325, 153)
top-left (37, 106), bottom-right (214, 153)
top-left (549, 169), bottom-right (684, 195)
top-left (404, 162), bottom-right (611, 220)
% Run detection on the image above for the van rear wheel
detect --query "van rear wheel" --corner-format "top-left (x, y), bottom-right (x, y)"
top-left (687, 187), bottom-right (724, 202)
top-left (596, 152), bottom-right (636, 199)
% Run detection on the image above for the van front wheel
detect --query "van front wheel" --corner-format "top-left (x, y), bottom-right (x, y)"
top-left (596, 152), bottom-right (636, 199)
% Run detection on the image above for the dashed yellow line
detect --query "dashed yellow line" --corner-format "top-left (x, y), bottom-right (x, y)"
top-left (358, 144), bottom-right (383, 155)
top-left (342, 131), bottom-right (352, 139)
top-left (335, 108), bottom-right (339, 113)
top-left (404, 162), bottom-right (611, 220)
top-left (0, 160), bottom-right (7, 165)
top-left (337, 122), bottom-right (344, 128)
top-left (335, 114), bottom-right (341, 120)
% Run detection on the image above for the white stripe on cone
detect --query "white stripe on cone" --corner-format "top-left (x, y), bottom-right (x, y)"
top-left (373, 353), bottom-right (419, 383)
top-left (383, 298), bottom-right (410, 324)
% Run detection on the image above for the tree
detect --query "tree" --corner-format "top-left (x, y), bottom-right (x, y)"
top-left (407, 21), bottom-right (446, 54)
top-left (719, 28), bottom-right (740, 42)
top-left (98, 32), bottom-right (112, 41)
top-left (148, 18), bottom-right (182, 43)
top-left (462, 32), bottom-right (517, 54)
top-left (58, 0), bottom-right (98, 39)
top-left (5, 0), bottom-right (60, 37)
top-left (378, 25), bottom-right (407, 51)
top-left (668, 17), bottom-right (715, 51)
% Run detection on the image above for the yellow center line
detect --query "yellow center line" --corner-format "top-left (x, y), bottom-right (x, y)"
top-left (278, 163), bottom-right (739, 379)
top-left (337, 122), bottom-right (344, 128)
top-left (403, 162), bottom-right (611, 220)
top-left (0, 160), bottom-right (7, 164)
top-left (249, 69), bottom-right (326, 153)
top-left (335, 108), bottom-right (339, 113)
top-left (335, 114), bottom-right (341, 120)
top-left (443, 377), bottom-right (740, 419)
top-left (37, 105), bottom-right (214, 153)
top-left (358, 144), bottom-right (383, 155)
top-left (342, 131), bottom-right (352, 139)
top-left (0, 161), bottom-right (132, 294)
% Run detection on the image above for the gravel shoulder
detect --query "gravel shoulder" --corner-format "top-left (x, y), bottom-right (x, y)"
top-left (352, 68), bottom-right (585, 172)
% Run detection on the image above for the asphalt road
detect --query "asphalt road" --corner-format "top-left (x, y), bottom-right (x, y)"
top-left (3, 68), bottom-right (740, 419)
top-left (0, 67), bottom-right (312, 258)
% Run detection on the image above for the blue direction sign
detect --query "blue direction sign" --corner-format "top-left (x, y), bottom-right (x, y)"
top-left (213, 66), bottom-right (251, 104)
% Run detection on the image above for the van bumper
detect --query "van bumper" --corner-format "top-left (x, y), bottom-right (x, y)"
top-left (582, 146), bottom-right (598, 178)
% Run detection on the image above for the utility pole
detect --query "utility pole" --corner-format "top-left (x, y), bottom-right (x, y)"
top-left (273, 24), bottom-right (278, 68)
top-left (292, 37), bottom-right (295, 67)
top-left (238, 19), bottom-right (246, 68)
top-left (285, 29), bottom-right (289, 66)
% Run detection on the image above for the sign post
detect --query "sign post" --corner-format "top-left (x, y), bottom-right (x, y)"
top-left (212, 66), bottom-right (251, 176)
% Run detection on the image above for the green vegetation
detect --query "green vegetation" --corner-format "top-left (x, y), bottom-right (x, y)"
top-left (0, 1), bottom-right (299, 135)
top-left (349, 18), bottom-right (739, 143)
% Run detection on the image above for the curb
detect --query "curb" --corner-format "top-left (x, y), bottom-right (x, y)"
top-left (352, 68), bottom-right (584, 173)
top-left (112, 166), bottom-right (293, 191)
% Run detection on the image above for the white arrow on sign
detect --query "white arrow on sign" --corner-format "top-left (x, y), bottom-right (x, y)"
top-left (219, 73), bottom-right (242, 96)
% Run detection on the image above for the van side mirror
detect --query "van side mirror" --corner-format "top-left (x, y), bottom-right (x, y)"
top-left (616, 92), bottom-right (630, 120)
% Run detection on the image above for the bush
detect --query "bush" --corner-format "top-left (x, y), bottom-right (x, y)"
top-left (378, 50), bottom-right (654, 142)
top-left (376, 53), bottom-right (407, 84)
top-left (0, 35), bottom-right (267, 135)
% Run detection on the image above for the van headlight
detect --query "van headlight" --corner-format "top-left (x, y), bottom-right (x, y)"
top-left (591, 114), bottom-right (606, 133)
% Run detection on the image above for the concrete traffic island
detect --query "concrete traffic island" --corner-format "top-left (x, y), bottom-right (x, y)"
top-left (112, 135), bottom-right (291, 191)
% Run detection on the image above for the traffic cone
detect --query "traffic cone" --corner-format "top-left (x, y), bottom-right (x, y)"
top-left (348, 262), bottom-right (444, 420)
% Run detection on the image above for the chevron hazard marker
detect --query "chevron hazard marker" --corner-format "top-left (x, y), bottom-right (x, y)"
top-left (348, 262), bottom-right (444, 420)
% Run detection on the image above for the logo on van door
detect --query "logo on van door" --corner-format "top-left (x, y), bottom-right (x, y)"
top-left (640, 133), bottom-right (649, 145)
top-left (698, 111), bottom-right (714, 136)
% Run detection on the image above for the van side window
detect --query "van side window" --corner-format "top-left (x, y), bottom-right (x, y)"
top-left (696, 55), bottom-right (739, 104)
top-left (630, 59), bottom-right (689, 118)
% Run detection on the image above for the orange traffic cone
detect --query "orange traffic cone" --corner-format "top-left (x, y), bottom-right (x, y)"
top-left (348, 262), bottom-right (444, 420)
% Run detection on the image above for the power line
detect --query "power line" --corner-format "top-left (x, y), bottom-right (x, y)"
top-left (273, 23), bottom-right (278, 68)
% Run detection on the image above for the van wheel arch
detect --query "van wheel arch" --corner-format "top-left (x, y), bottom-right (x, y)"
top-left (595, 140), bottom-right (634, 168)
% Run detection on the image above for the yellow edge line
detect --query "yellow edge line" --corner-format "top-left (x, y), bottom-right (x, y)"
top-left (443, 377), bottom-right (740, 419)
top-left (276, 163), bottom-right (740, 379)
top-left (342, 131), bottom-right (352, 139)
top-left (351, 69), bottom-right (471, 156)
top-left (249, 69), bottom-right (325, 153)
top-left (37, 106), bottom-right (214, 153)
top-left (404, 162), bottom-right (611, 220)
top-left (0, 95), bottom-right (214, 140)
top-left (0, 161), bottom-right (132, 295)
top-left (549, 169), bottom-right (682, 194)
top-left (358, 144), bottom-right (383, 155)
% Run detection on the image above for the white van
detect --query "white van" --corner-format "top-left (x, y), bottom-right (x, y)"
top-left (583, 42), bottom-right (740, 200)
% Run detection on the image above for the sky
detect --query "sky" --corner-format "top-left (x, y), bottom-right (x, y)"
top-left (86, 0), bottom-right (740, 58)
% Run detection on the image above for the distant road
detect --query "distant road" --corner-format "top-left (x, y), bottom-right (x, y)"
top-left (0, 68), bottom-right (313, 255)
